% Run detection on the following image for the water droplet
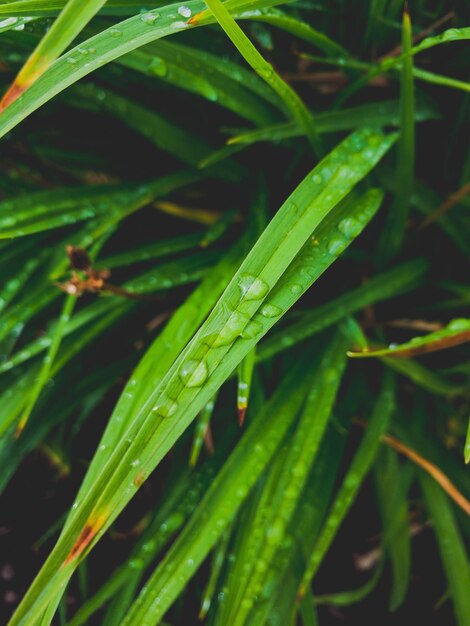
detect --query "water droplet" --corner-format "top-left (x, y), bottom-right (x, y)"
top-left (0, 17), bottom-right (18, 28)
top-left (312, 173), bottom-right (323, 185)
top-left (338, 216), bottom-right (362, 238)
top-left (66, 57), bottom-right (77, 65)
top-left (213, 311), bottom-right (250, 346)
top-left (327, 239), bottom-right (345, 255)
top-left (140, 12), bottom-right (159, 24)
top-left (447, 318), bottom-right (469, 332)
top-left (351, 133), bottom-right (366, 150)
top-left (177, 5), bottom-right (192, 17)
top-left (149, 56), bottom-right (168, 77)
top-left (238, 273), bottom-right (269, 301)
top-left (240, 319), bottom-right (263, 340)
top-left (171, 20), bottom-right (187, 29)
top-left (109, 28), bottom-right (122, 37)
top-left (179, 360), bottom-right (208, 387)
top-left (152, 400), bottom-right (179, 416)
top-left (261, 303), bottom-right (282, 318)
top-left (289, 284), bottom-right (302, 295)
top-left (131, 459), bottom-right (140, 467)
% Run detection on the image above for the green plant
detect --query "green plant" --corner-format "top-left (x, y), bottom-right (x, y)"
top-left (0, 2), bottom-right (469, 625)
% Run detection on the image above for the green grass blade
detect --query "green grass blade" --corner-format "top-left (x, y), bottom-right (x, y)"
top-left (7, 129), bottom-right (394, 626)
top-left (201, 0), bottom-right (320, 154)
top-left (14, 294), bottom-right (75, 437)
top-left (259, 258), bottom-right (427, 361)
top-left (419, 474), bottom-right (470, 626)
top-left (0, 0), bottom-right (107, 109)
top-left (349, 318), bottom-right (470, 359)
top-left (0, 0), bottom-right (282, 138)
top-left (120, 358), bottom-right (315, 626)
top-left (379, 4), bottom-right (415, 262)
top-left (299, 371), bottom-right (395, 596)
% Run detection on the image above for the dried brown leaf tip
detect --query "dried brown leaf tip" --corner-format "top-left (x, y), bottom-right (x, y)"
top-left (57, 245), bottom-right (151, 300)
top-left (56, 245), bottom-right (110, 297)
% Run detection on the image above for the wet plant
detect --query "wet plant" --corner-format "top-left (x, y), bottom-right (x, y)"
top-left (0, 1), bottom-right (469, 625)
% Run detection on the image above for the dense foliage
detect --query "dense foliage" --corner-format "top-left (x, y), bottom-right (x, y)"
top-left (0, 1), bottom-right (469, 625)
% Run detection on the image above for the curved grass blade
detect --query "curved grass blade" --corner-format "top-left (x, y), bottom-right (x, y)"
top-left (120, 358), bottom-right (315, 626)
top-left (314, 561), bottom-right (383, 606)
top-left (259, 258), bottom-right (427, 361)
top-left (68, 83), bottom-right (242, 179)
top-left (14, 294), bottom-right (75, 437)
top-left (374, 449), bottom-right (412, 610)
top-left (298, 371), bottom-right (395, 597)
top-left (419, 474), bottom-right (470, 626)
top-left (197, 0), bottom-right (320, 154)
top-left (199, 527), bottom-right (232, 619)
top-left (7, 129), bottom-right (394, 626)
top-left (223, 332), bottom-right (349, 626)
top-left (100, 232), bottom-right (202, 269)
top-left (241, 8), bottom-right (347, 58)
top-left (348, 318), bottom-right (470, 359)
top-left (226, 99), bottom-right (438, 148)
top-left (379, 4), bottom-right (415, 262)
top-left (383, 357), bottom-right (465, 397)
top-left (0, 0), bottom-right (282, 139)
top-left (0, 0), bottom-right (108, 110)
top-left (117, 39), bottom-right (283, 125)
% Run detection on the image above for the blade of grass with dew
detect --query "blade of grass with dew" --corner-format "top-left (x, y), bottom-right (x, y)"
top-left (214, 443), bottom-right (294, 626)
top-left (100, 232), bottom-right (203, 269)
top-left (226, 98), bottom-right (438, 148)
top-left (66, 129), bottom-right (394, 497)
top-left (374, 449), bottom-right (412, 611)
top-left (239, 7), bottom-right (347, 58)
top-left (69, 240), bottom-right (246, 504)
top-left (419, 473), bottom-right (470, 626)
top-left (0, 306), bottom-right (130, 489)
top-left (198, 0), bottom-right (320, 154)
top-left (379, 3), bottom-right (415, 263)
top-left (198, 526), bottom-right (232, 619)
top-left (67, 83), bottom-right (243, 180)
top-left (223, 331), bottom-right (349, 626)
top-left (259, 258), bottom-right (427, 361)
top-left (67, 455), bottom-right (222, 626)
top-left (7, 129), bottom-right (394, 626)
top-left (0, 249), bottom-right (218, 376)
top-left (298, 371), bottom-right (395, 597)
top-left (0, 0), bottom-right (108, 110)
top-left (0, 252), bottom-right (45, 314)
top-left (240, 408), bottom-right (353, 626)
top-left (120, 358), bottom-right (316, 626)
top-left (329, 310), bottom-right (466, 398)
top-left (0, 0), bottom-right (165, 17)
top-left (0, 0), bottom-right (285, 138)
top-left (15, 294), bottom-right (75, 437)
top-left (349, 318), bottom-right (470, 359)
top-left (116, 39), bottom-right (284, 125)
